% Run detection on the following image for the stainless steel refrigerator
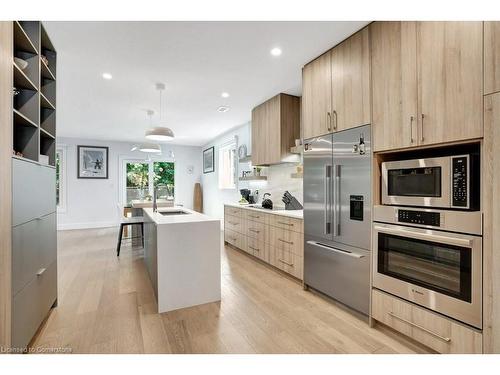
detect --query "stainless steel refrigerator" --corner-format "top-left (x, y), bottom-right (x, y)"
top-left (303, 124), bottom-right (371, 314)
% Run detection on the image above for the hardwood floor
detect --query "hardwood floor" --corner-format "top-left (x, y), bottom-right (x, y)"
top-left (31, 227), bottom-right (430, 354)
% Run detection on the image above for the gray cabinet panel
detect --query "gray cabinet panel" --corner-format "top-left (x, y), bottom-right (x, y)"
top-left (12, 261), bottom-right (57, 349)
top-left (13, 158), bottom-right (56, 226)
top-left (12, 213), bottom-right (57, 295)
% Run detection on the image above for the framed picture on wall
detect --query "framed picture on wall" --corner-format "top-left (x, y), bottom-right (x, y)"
top-left (77, 145), bottom-right (109, 179)
top-left (203, 146), bottom-right (215, 174)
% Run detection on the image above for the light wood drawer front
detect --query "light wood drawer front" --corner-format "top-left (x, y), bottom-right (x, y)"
top-left (246, 220), bottom-right (267, 243)
top-left (270, 227), bottom-right (303, 256)
top-left (270, 215), bottom-right (303, 233)
top-left (12, 261), bottom-right (57, 349)
top-left (270, 247), bottom-right (303, 280)
top-left (224, 206), bottom-right (242, 218)
top-left (371, 289), bottom-right (413, 338)
top-left (245, 210), bottom-right (270, 225)
top-left (224, 214), bottom-right (245, 234)
top-left (372, 289), bottom-right (482, 354)
top-left (224, 229), bottom-right (246, 252)
top-left (247, 237), bottom-right (269, 262)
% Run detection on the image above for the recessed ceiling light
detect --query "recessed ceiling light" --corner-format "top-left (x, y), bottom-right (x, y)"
top-left (221, 92), bottom-right (230, 98)
top-left (102, 72), bottom-right (112, 80)
top-left (270, 47), bottom-right (282, 57)
top-left (217, 106), bottom-right (230, 113)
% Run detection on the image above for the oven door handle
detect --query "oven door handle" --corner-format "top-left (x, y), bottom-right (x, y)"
top-left (374, 225), bottom-right (473, 247)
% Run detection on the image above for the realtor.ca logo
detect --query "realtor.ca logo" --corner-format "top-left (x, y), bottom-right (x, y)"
top-left (0, 346), bottom-right (72, 354)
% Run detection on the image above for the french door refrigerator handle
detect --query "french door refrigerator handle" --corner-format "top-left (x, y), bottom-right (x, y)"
top-left (333, 164), bottom-right (341, 237)
top-left (306, 241), bottom-right (365, 259)
top-left (324, 165), bottom-right (332, 234)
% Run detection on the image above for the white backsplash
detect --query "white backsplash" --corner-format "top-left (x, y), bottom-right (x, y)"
top-left (239, 163), bottom-right (303, 207)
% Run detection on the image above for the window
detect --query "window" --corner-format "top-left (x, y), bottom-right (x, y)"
top-left (218, 142), bottom-right (236, 189)
top-left (122, 159), bottom-right (175, 205)
top-left (56, 146), bottom-right (67, 212)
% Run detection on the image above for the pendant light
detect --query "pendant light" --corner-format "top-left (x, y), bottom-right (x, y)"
top-left (132, 110), bottom-right (162, 153)
top-left (145, 83), bottom-right (175, 141)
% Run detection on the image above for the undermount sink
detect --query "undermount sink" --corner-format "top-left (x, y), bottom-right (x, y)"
top-left (158, 210), bottom-right (190, 216)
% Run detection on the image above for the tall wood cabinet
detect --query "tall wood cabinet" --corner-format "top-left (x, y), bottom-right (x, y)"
top-left (251, 93), bottom-right (300, 166)
top-left (0, 21), bottom-right (57, 350)
top-left (302, 27), bottom-right (371, 140)
top-left (372, 21), bottom-right (483, 152)
top-left (484, 22), bottom-right (500, 95)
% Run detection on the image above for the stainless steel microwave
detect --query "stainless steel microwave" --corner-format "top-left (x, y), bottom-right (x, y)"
top-left (381, 155), bottom-right (479, 210)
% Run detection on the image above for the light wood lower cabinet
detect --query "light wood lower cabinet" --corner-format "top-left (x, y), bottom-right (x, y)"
top-left (372, 289), bottom-right (482, 354)
top-left (224, 206), bottom-right (304, 280)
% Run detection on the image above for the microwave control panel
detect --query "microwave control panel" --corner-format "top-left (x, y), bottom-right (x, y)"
top-left (452, 156), bottom-right (469, 208)
top-left (398, 209), bottom-right (441, 227)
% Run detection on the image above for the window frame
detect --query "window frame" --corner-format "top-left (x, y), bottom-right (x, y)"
top-left (56, 144), bottom-right (67, 213)
top-left (119, 156), bottom-right (175, 206)
top-left (218, 140), bottom-right (237, 190)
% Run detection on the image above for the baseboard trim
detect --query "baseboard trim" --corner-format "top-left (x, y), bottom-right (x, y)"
top-left (57, 221), bottom-right (118, 231)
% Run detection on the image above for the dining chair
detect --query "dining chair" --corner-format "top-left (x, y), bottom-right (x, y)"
top-left (116, 203), bottom-right (144, 256)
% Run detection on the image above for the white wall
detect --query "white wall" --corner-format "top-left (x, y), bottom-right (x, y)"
top-left (201, 122), bottom-right (303, 219)
top-left (57, 137), bottom-right (202, 230)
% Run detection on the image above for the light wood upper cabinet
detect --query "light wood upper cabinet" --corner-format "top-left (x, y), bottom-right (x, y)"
top-left (485, 22), bottom-right (500, 95)
top-left (417, 22), bottom-right (483, 145)
top-left (371, 22), bottom-right (418, 152)
top-left (302, 51), bottom-right (332, 140)
top-left (331, 27), bottom-right (371, 132)
top-left (251, 93), bottom-right (300, 166)
top-left (371, 21), bottom-right (483, 152)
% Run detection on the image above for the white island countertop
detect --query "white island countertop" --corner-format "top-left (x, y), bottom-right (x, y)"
top-left (143, 206), bottom-right (221, 225)
top-left (224, 203), bottom-right (303, 219)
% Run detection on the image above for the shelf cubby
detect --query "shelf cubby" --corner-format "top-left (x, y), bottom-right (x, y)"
top-left (40, 107), bottom-right (56, 136)
top-left (13, 88), bottom-right (39, 125)
top-left (13, 63), bottom-right (38, 91)
top-left (13, 125), bottom-right (39, 162)
top-left (40, 24), bottom-right (56, 79)
top-left (40, 78), bottom-right (56, 108)
top-left (13, 21), bottom-right (39, 55)
top-left (40, 132), bottom-right (56, 166)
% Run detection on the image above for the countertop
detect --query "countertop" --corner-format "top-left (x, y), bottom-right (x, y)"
top-left (143, 206), bottom-right (221, 225)
top-left (224, 203), bottom-right (303, 219)
top-left (131, 199), bottom-right (174, 208)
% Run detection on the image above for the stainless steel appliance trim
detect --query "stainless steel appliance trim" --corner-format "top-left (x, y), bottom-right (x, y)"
top-left (387, 311), bottom-right (451, 343)
top-left (373, 225), bottom-right (473, 247)
top-left (306, 240), bottom-right (365, 259)
top-left (372, 223), bottom-right (482, 328)
top-left (381, 156), bottom-right (452, 208)
top-left (373, 205), bottom-right (483, 235)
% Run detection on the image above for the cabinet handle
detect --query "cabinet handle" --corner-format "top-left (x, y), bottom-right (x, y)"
top-left (36, 268), bottom-right (46, 276)
top-left (410, 116), bottom-right (414, 143)
top-left (249, 229), bottom-right (260, 233)
top-left (327, 111), bottom-right (332, 131)
top-left (249, 215), bottom-right (260, 219)
top-left (387, 311), bottom-right (451, 343)
top-left (227, 221), bottom-right (238, 225)
top-left (420, 113), bottom-right (425, 142)
top-left (333, 110), bottom-right (338, 131)
top-left (278, 238), bottom-right (294, 245)
top-left (249, 245), bottom-right (260, 252)
top-left (278, 258), bottom-right (294, 267)
top-left (277, 221), bottom-right (294, 226)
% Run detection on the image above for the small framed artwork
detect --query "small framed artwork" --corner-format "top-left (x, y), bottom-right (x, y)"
top-left (77, 145), bottom-right (109, 179)
top-left (203, 146), bottom-right (215, 174)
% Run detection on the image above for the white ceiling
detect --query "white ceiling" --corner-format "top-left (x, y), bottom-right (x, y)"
top-left (44, 21), bottom-right (369, 146)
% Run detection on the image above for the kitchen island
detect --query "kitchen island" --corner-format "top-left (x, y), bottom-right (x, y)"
top-left (142, 206), bottom-right (221, 313)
